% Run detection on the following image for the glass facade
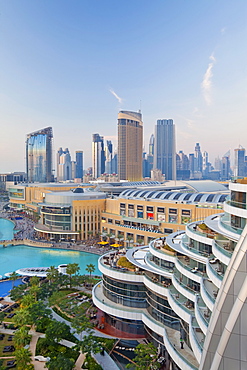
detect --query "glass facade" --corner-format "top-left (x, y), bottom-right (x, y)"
top-left (26, 127), bottom-right (53, 183)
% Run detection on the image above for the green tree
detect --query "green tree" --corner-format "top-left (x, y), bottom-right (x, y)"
top-left (14, 347), bottom-right (34, 370)
top-left (28, 301), bottom-right (52, 326)
top-left (10, 284), bottom-right (26, 301)
top-left (20, 293), bottom-right (35, 308)
top-left (29, 284), bottom-right (40, 301)
top-left (29, 275), bottom-right (40, 287)
top-left (45, 319), bottom-right (71, 345)
top-left (9, 271), bottom-right (19, 289)
top-left (86, 263), bottom-right (96, 287)
top-left (13, 308), bottom-right (31, 327)
top-left (66, 263), bottom-right (80, 288)
top-left (71, 306), bottom-right (93, 340)
top-left (126, 343), bottom-right (160, 370)
top-left (76, 333), bottom-right (102, 355)
top-left (0, 311), bottom-right (5, 326)
top-left (45, 354), bottom-right (75, 370)
top-left (13, 326), bottom-right (31, 349)
top-left (46, 266), bottom-right (59, 284)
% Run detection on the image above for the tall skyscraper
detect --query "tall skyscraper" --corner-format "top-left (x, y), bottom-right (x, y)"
top-left (118, 110), bottom-right (143, 181)
top-left (92, 134), bottom-right (105, 179)
top-left (221, 152), bottom-right (230, 180)
top-left (194, 142), bottom-right (203, 173)
top-left (26, 127), bottom-right (53, 183)
top-left (75, 151), bottom-right (83, 180)
top-left (57, 147), bottom-right (72, 181)
top-left (105, 140), bottom-right (113, 174)
top-left (234, 146), bottom-right (245, 177)
top-left (153, 119), bottom-right (176, 180)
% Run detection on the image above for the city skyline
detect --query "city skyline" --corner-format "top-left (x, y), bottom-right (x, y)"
top-left (1, 1), bottom-right (247, 172)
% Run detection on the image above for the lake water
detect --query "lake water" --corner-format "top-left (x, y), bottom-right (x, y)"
top-left (0, 218), bottom-right (101, 276)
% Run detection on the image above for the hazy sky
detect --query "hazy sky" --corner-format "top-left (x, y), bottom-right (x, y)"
top-left (1, 0), bottom-right (247, 172)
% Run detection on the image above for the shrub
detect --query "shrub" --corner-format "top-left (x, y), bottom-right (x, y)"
top-left (117, 257), bottom-right (135, 270)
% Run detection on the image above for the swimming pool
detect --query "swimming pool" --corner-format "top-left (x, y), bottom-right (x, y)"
top-left (0, 218), bottom-right (101, 276)
top-left (0, 279), bottom-right (23, 297)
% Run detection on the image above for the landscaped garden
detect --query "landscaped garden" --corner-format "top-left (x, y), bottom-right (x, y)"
top-left (0, 262), bottom-right (116, 370)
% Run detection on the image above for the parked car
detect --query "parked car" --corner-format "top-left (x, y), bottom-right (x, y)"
top-left (34, 356), bottom-right (50, 362)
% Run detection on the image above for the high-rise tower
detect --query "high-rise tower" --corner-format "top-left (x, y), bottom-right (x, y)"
top-left (92, 134), bottom-right (105, 179)
top-left (57, 147), bottom-right (72, 181)
top-left (75, 151), bottom-right (83, 180)
top-left (118, 110), bottom-right (143, 181)
top-left (234, 146), bottom-right (245, 177)
top-left (26, 127), bottom-right (53, 183)
top-left (153, 119), bottom-right (176, 180)
top-left (105, 140), bottom-right (113, 174)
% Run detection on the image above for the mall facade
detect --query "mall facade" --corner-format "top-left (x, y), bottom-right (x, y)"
top-left (7, 181), bottom-right (227, 243)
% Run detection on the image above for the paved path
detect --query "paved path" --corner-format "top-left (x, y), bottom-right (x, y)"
top-left (51, 309), bottom-right (120, 370)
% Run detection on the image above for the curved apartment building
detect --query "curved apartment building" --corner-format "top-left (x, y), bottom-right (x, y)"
top-left (92, 178), bottom-right (247, 370)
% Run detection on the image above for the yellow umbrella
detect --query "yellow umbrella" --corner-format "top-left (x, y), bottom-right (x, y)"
top-left (98, 241), bottom-right (109, 245)
top-left (110, 243), bottom-right (121, 247)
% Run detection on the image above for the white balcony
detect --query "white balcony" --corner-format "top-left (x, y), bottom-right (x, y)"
top-left (171, 274), bottom-right (196, 303)
top-left (98, 256), bottom-right (144, 283)
top-left (167, 288), bottom-right (192, 324)
top-left (194, 296), bottom-right (209, 336)
top-left (206, 259), bottom-right (223, 289)
top-left (200, 279), bottom-right (216, 312)
top-left (92, 282), bottom-right (143, 321)
top-left (212, 240), bottom-right (231, 265)
top-left (163, 326), bottom-right (198, 370)
top-left (175, 257), bottom-right (203, 284)
top-left (189, 317), bottom-right (203, 364)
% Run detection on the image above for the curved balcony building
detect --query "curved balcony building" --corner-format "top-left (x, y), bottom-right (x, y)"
top-left (92, 178), bottom-right (247, 370)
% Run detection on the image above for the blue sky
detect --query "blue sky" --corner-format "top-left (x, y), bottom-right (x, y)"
top-left (1, 0), bottom-right (247, 171)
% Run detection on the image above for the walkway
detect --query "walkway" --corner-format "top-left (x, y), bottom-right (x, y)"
top-left (51, 310), bottom-right (120, 370)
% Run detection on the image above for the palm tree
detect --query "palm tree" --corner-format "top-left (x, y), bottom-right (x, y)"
top-left (13, 308), bottom-right (31, 327)
top-left (46, 266), bottom-right (59, 284)
top-left (13, 326), bottom-right (30, 349)
top-left (29, 275), bottom-right (40, 287)
top-left (86, 263), bottom-right (95, 278)
top-left (9, 271), bottom-right (19, 289)
top-left (137, 238), bottom-right (144, 246)
top-left (66, 263), bottom-right (80, 288)
top-left (14, 347), bottom-right (33, 370)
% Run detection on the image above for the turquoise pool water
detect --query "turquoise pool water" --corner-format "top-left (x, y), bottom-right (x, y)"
top-left (0, 218), bottom-right (100, 276)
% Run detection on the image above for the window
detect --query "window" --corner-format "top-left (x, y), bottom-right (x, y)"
top-left (181, 216), bottom-right (191, 224)
top-left (137, 205), bottom-right (143, 210)
top-left (169, 215), bottom-right (177, 223)
top-left (128, 209), bottom-right (134, 217)
top-left (182, 209), bottom-right (191, 216)
top-left (164, 228), bottom-right (173, 234)
top-left (169, 208), bottom-right (177, 214)
top-left (158, 214), bottom-right (166, 222)
top-left (108, 219), bottom-right (113, 224)
top-left (157, 207), bottom-right (165, 213)
top-left (120, 203), bottom-right (126, 209)
top-left (120, 209), bottom-right (126, 216)
top-left (137, 211), bottom-right (143, 218)
top-left (128, 204), bottom-right (134, 209)
top-left (147, 206), bottom-right (154, 212)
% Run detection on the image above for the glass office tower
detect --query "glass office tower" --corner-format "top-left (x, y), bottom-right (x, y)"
top-left (26, 127), bottom-right (53, 183)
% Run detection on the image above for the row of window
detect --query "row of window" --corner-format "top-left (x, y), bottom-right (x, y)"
top-left (105, 215), bottom-right (191, 225)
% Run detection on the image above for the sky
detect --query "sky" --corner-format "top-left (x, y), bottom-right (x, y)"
top-left (0, 0), bottom-right (247, 172)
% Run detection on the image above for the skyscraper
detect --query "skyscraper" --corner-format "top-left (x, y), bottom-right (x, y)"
top-left (118, 110), bottom-right (143, 181)
top-left (75, 151), bottom-right (83, 180)
top-left (57, 147), bottom-right (72, 181)
top-left (194, 142), bottom-right (203, 173)
top-left (92, 134), bottom-right (105, 179)
top-left (105, 140), bottom-right (113, 174)
top-left (26, 127), bottom-right (53, 183)
top-left (234, 146), bottom-right (245, 177)
top-left (153, 119), bottom-right (176, 180)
